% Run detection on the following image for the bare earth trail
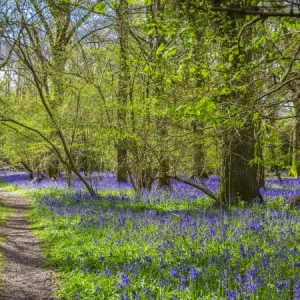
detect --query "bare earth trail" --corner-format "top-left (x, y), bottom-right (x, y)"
top-left (0, 189), bottom-right (57, 300)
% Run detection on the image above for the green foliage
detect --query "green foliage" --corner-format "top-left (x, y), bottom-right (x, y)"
top-left (94, 2), bottom-right (106, 13)
top-left (0, 199), bottom-right (12, 273)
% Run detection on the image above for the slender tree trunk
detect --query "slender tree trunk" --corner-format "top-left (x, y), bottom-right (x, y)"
top-left (192, 142), bottom-right (209, 179)
top-left (21, 161), bottom-right (33, 179)
top-left (191, 126), bottom-right (209, 179)
top-left (157, 115), bottom-right (171, 189)
top-left (116, 0), bottom-right (129, 182)
top-left (255, 120), bottom-right (265, 188)
top-left (291, 96), bottom-right (300, 177)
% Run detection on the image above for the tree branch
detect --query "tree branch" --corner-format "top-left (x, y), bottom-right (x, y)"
top-left (255, 74), bottom-right (300, 103)
top-left (165, 175), bottom-right (226, 207)
top-left (0, 117), bottom-right (68, 166)
top-left (280, 44), bottom-right (300, 83)
top-left (211, 6), bottom-right (300, 18)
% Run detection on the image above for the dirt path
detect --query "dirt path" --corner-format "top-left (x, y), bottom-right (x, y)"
top-left (0, 189), bottom-right (57, 299)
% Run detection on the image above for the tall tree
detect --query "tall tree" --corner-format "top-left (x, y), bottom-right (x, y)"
top-left (212, 0), bottom-right (263, 204)
top-left (116, 0), bottom-right (130, 182)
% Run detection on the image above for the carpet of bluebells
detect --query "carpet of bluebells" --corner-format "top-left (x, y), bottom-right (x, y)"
top-left (0, 171), bottom-right (300, 299)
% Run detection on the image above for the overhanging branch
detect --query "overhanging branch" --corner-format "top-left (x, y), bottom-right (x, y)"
top-left (211, 6), bottom-right (300, 18)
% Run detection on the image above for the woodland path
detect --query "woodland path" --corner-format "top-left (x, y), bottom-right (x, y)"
top-left (0, 189), bottom-right (57, 299)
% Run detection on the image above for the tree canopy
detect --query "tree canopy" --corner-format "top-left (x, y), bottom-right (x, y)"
top-left (1, 0), bottom-right (300, 205)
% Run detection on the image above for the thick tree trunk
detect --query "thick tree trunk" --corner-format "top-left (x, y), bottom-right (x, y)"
top-left (212, 0), bottom-right (262, 205)
top-left (291, 97), bottom-right (300, 177)
top-left (220, 122), bottom-right (262, 204)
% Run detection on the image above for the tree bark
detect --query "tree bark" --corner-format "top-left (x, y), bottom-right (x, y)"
top-left (116, 0), bottom-right (129, 182)
top-left (292, 96), bottom-right (300, 177)
top-left (221, 122), bottom-right (262, 204)
top-left (214, 0), bottom-right (262, 204)
top-left (255, 119), bottom-right (265, 188)
top-left (192, 139), bottom-right (209, 179)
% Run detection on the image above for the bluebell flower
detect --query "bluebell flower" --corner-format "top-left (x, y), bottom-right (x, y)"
top-left (83, 265), bottom-right (89, 273)
top-left (170, 267), bottom-right (178, 277)
top-left (157, 245), bottom-right (164, 254)
top-left (159, 259), bottom-right (166, 270)
top-left (122, 292), bottom-right (130, 300)
top-left (158, 280), bottom-right (168, 286)
top-left (227, 290), bottom-right (237, 300)
top-left (248, 220), bottom-right (264, 232)
top-left (189, 266), bottom-right (200, 279)
top-left (121, 273), bottom-right (131, 287)
top-left (163, 241), bottom-right (173, 248)
top-left (144, 256), bottom-right (152, 265)
top-left (239, 244), bottom-right (247, 258)
top-left (276, 280), bottom-right (290, 293)
top-left (294, 263), bottom-right (300, 268)
top-left (105, 266), bottom-right (111, 276)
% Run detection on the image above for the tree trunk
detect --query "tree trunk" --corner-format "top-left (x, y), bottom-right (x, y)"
top-left (255, 120), bottom-right (265, 188)
top-left (212, 0), bottom-right (262, 205)
top-left (157, 116), bottom-right (171, 189)
top-left (291, 97), bottom-right (300, 177)
top-left (220, 122), bottom-right (262, 204)
top-left (21, 161), bottom-right (34, 179)
top-left (46, 157), bottom-right (60, 180)
top-left (192, 141), bottom-right (209, 179)
top-left (116, 146), bottom-right (127, 182)
top-left (116, 0), bottom-right (129, 182)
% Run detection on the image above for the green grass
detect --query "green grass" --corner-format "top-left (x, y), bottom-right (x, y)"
top-left (0, 198), bottom-right (13, 288)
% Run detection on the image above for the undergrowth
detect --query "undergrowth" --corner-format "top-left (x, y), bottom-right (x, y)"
top-left (0, 177), bottom-right (299, 299)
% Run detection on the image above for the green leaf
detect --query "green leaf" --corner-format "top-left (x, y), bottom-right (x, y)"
top-left (145, 0), bottom-right (152, 6)
top-left (143, 65), bottom-right (151, 72)
top-left (189, 67), bottom-right (197, 74)
top-left (95, 2), bottom-right (106, 13)
top-left (148, 29), bottom-right (154, 35)
top-left (165, 77), bottom-right (173, 86)
top-left (239, 54), bottom-right (245, 63)
top-left (228, 54), bottom-right (234, 62)
top-left (111, 0), bottom-right (117, 9)
top-left (201, 69), bottom-right (209, 78)
top-left (126, 0), bottom-right (134, 3)
top-left (156, 43), bottom-right (165, 56)
top-left (162, 46), bottom-right (177, 59)
top-left (220, 86), bottom-right (231, 95)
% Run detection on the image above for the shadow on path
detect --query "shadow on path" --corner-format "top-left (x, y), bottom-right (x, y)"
top-left (0, 189), bottom-right (57, 300)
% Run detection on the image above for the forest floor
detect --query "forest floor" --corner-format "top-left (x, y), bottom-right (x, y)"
top-left (0, 188), bottom-right (57, 299)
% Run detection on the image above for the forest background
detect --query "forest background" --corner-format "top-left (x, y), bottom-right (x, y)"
top-left (1, 0), bottom-right (300, 206)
